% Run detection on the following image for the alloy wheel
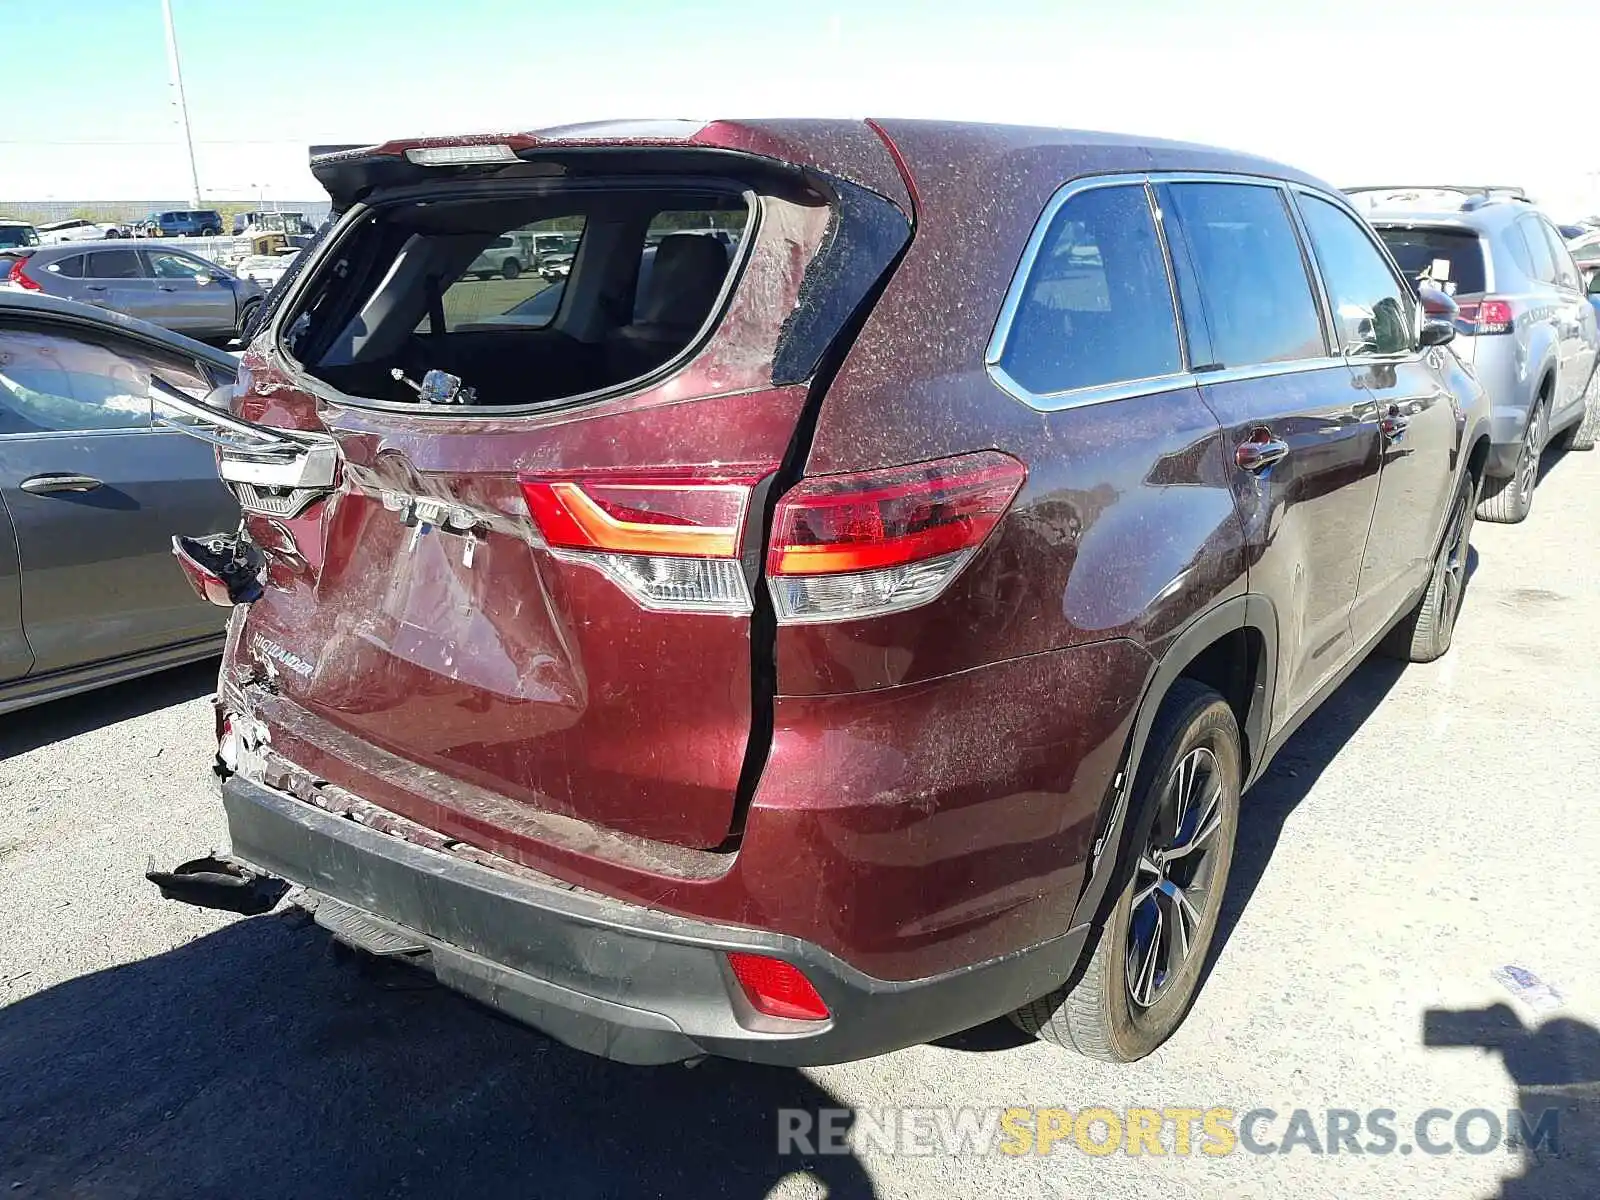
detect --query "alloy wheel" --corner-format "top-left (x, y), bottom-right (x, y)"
top-left (1516, 403), bottom-right (1545, 498)
top-left (1436, 496), bottom-right (1470, 633)
top-left (1125, 746), bottom-right (1225, 1008)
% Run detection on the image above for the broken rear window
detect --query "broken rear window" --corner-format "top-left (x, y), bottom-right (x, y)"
top-left (280, 184), bottom-right (753, 410)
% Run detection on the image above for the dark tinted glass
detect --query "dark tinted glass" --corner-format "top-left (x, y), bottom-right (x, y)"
top-left (47, 255), bottom-right (84, 279)
top-left (1299, 196), bottom-right (1415, 355)
top-left (84, 249), bottom-right (142, 279)
top-left (1000, 184), bottom-right (1181, 395)
top-left (1376, 227), bottom-right (1487, 296)
top-left (1519, 218), bottom-right (1556, 283)
top-left (1165, 183), bottom-right (1325, 367)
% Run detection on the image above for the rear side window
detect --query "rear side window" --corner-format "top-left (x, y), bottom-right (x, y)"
top-left (1517, 218), bottom-right (1556, 284)
top-left (1299, 196), bottom-right (1415, 357)
top-left (998, 183), bottom-right (1181, 396)
top-left (1162, 182), bottom-right (1325, 367)
top-left (84, 249), bottom-right (142, 279)
top-left (1375, 227), bottom-right (1486, 296)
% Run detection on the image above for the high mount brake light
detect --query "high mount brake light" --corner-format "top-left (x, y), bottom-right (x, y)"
top-left (766, 451), bottom-right (1026, 624)
top-left (404, 144), bottom-right (520, 166)
top-left (518, 469), bottom-right (770, 615)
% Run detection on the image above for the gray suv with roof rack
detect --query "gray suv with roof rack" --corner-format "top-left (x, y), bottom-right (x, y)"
top-left (1348, 185), bottom-right (1599, 522)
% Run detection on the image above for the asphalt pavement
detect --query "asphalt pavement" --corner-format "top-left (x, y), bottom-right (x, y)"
top-left (1, 443), bottom-right (1596, 1200)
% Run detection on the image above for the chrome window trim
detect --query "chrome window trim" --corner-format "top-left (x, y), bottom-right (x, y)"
top-left (988, 170), bottom-right (1360, 413)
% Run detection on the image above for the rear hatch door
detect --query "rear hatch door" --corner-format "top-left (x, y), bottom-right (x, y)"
top-left (164, 129), bottom-right (911, 853)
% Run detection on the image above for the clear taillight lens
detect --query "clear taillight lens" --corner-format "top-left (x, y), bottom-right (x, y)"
top-left (518, 468), bottom-right (771, 615)
top-left (766, 451), bottom-right (1026, 624)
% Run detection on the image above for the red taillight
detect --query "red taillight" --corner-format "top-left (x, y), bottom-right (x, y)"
top-left (727, 952), bottom-right (830, 1022)
top-left (517, 467), bottom-right (773, 615)
top-left (519, 471), bottom-right (764, 559)
top-left (5, 257), bottom-right (41, 292)
top-left (1457, 297), bottom-right (1514, 335)
top-left (765, 451), bottom-right (1026, 623)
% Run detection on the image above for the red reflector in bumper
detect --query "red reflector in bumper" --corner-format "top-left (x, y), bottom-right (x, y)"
top-left (727, 952), bottom-right (830, 1021)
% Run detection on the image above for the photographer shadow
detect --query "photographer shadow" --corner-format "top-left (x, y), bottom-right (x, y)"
top-left (1423, 1003), bottom-right (1600, 1198)
top-left (0, 911), bottom-right (877, 1199)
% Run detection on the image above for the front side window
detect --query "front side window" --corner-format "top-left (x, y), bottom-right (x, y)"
top-left (0, 326), bottom-right (207, 434)
top-left (1298, 195), bottom-right (1415, 357)
top-left (83, 248), bottom-right (142, 280)
top-left (998, 183), bottom-right (1182, 396)
top-left (1163, 182), bottom-right (1326, 367)
top-left (146, 250), bottom-right (212, 280)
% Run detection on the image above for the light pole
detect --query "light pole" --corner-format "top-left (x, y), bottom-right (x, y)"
top-left (160, 0), bottom-right (203, 207)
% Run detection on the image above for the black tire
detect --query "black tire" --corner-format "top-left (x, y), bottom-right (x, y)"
top-left (1009, 679), bottom-right (1240, 1062)
top-left (501, 258), bottom-right (521, 280)
top-left (1477, 396), bottom-right (1546, 524)
top-left (1553, 367), bottom-right (1598, 452)
top-left (1380, 470), bottom-right (1476, 663)
top-left (235, 298), bottom-right (262, 341)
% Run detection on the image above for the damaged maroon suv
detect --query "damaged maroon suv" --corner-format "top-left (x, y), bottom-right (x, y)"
top-left (157, 120), bottom-right (1491, 1065)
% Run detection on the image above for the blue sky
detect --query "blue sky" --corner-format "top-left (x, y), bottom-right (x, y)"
top-left (7, 0), bottom-right (1598, 217)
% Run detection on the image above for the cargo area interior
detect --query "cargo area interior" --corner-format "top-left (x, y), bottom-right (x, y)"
top-left (280, 182), bottom-right (752, 408)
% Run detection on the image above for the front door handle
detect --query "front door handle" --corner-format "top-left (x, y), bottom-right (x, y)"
top-left (158, 285), bottom-right (179, 292)
top-left (19, 473), bottom-right (103, 495)
top-left (1236, 430), bottom-right (1290, 473)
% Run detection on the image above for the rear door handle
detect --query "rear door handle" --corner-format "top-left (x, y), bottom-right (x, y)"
top-left (20, 473), bottom-right (103, 494)
top-left (83, 285), bottom-right (108, 293)
top-left (1236, 431), bottom-right (1290, 473)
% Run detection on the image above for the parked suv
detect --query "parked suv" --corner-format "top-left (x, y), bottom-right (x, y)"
top-left (1350, 187), bottom-right (1600, 521)
top-left (142, 209), bottom-right (225, 238)
top-left (156, 121), bottom-right (1491, 1067)
top-left (1, 241), bottom-right (264, 340)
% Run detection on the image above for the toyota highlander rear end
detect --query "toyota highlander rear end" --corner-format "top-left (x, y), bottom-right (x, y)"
top-left (156, 120), bottom-right (1152, 1065)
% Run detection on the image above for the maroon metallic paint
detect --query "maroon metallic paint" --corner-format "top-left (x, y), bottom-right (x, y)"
top-left (207, 119), bottom-right (1460, 995)
top-left (223, 635), bottom-right (1150, 980)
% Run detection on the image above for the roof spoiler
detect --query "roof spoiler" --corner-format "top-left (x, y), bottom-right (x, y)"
top-left (1345, 184), bottom-right (1531, 203)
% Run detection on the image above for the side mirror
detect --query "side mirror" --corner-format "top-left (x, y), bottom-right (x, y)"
top-left (1418, 283), bottom-right (1460, 321)
top-left (194, 273), bottom-right (213, 286)
top-left (1419, 319), bottom-right (1456, 348)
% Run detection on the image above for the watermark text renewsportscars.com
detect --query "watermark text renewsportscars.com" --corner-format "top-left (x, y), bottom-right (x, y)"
top-left (778, 1106), bottom-right (1561, 1158)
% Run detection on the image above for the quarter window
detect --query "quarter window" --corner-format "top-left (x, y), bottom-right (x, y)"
top-left (998, 183), bottom-right (1181, 396)
top-left (1518, 217), bottom-right (1556, 284)
top-left (1537, 221), bottom-right (1580, 290)
top-left (1298, 195), bottom-right (1415, 357)
top-left (1162, 182), bottom-right (1326, 367)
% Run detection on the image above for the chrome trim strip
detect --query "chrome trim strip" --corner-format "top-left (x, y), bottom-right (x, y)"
top-left (987, 170), bottom-right (1360, 412)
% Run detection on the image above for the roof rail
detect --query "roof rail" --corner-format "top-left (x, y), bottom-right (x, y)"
top-left (1344, 184), bottom-right (1528, 200)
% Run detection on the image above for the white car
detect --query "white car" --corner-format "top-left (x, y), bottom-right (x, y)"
top-left (236, 251), bottom-right (301, 291)
top-left (37, 219), bottom-right (122, 244)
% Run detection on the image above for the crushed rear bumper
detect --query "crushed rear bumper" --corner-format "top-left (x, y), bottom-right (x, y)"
top-left (222, 775), bottom-right (1089, 1066)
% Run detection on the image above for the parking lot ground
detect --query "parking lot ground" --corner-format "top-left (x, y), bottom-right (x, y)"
top-left (1, 445), bottom-right (1596, 1200)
